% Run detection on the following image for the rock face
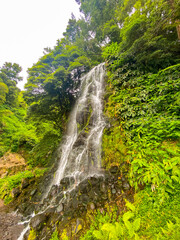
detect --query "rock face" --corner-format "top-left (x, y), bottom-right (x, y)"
top-left (20, 168), bottom-right (132, 240)
top-left (11, 187), bottom-right (21, 198)
top-left (0, 201), bottom-right (24, 240)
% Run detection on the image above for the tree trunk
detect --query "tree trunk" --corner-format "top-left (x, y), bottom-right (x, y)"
top-left (176, 24), bottom-right (180, 40)
top-left (168, 0), bottom-right (180, 40)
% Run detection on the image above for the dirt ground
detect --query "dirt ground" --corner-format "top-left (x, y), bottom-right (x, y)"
top-left (0, 152), bottom-right (26, 178)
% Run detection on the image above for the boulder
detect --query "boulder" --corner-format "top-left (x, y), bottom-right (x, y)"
top-left (56, 203), bottom-right (63, 213)
top-left (21, 178), bottom-right (30, 189)
top-left (109, 166), bottom-right (119, 174)
top-left (60, 176), bottom-right (75, 190)
top-left (30, 213), bottom-right (48, 231)
top-left (122, 181), bottom-right (130, 190)
top-left (11, 187), bottom-right (21, 198)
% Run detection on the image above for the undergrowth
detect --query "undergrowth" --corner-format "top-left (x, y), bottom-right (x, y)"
top-left (0, 168), bottom-right (47, 204)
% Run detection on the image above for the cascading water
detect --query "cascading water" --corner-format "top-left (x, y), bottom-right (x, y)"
top-left (17, 63), bottom-right (106, 239)
top-left (52, 62), bottom-right (106, 186)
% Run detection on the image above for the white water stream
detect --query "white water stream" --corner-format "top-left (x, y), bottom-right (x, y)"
top-left (17, 63), bottom-right (106, 239)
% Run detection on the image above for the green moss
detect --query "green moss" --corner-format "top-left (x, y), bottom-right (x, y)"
top-left (102, 124), bottom-right (128, 169)
top-left (28, 228), bottom-right (36, 240)
top-left (60, 229), bottom-right (68, 240)
top-left (0, 168), bottom-right (47, 204)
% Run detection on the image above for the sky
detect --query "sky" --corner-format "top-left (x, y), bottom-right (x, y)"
top-left (0, 0), bottom-right (80, 89)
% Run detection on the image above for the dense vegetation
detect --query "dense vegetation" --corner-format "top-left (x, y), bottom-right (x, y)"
top-left (0, 0), bottom-right (180, 239)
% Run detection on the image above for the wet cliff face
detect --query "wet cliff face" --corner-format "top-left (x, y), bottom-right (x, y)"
top-left (51, 63), bottom-right (106, 187)
top-left (24, 167), bottom-right (132, 240)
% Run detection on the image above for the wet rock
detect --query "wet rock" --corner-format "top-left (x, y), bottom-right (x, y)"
top-left (109, 166), bottom-right (119, 174)
top-left (79, 180), bottom-right (91, 194)
top-left (112, 188), bottom-right (116, 194)
top-left (60, 176), bottom-right (75, 190)
top-left (70, 188), bottom-right (78, 198)
top-left (88, 202), bottom-right (96, 210)
top-left (100, 182), bottom-right (106, 192)
top-left (72, 199), bottom-right (78, 209)
top-left (122, 181), bottom-right (130, 190)
top-left (55, 193), bottom-right (65, 204)
top-left (21, 178), bottom-right (30, 189)
top-left (11, 187), bottom-right (21, 198)
top-left (75, 218), bottom-right (84, 234)
top-left (89, 176), bottom-right (100, 186)
top-left (30, 189), bottom-right (37, 196)
top-left (73, 136), bottom-right (85, 147)
top-left (76, 108), bottom-right (90, 127)
top-left (30, 213), bottom-right (48, 231)
top-left (56, 203), bottom-right (63, 213)
top-left (80, 194), bottom-right (89, 204)
top-left (48, 185), bottom-right (59, 199)
top-left (0, 207), bottom-right (24, 240)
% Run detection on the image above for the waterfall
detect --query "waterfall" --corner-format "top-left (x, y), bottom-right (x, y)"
top-left (17, 63), bottom-right (106, 239)
top-left (53, 62), bottom-right (106, 186)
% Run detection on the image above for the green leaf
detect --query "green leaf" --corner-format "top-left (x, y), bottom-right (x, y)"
top-left (115, 222), bottom-right (124, 236)
top-left (126, 201), bottom-right (136, 212)
top-left (123, 211), bottom-right (134, 223)
top-left (133, 218), bottom-right (141, 232)
top-left (93, 230), bottom-right (103, 240)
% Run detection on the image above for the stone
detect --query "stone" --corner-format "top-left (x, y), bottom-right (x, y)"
top-left (60, 176), bottom-right (75, 190)
top-left (112, 188), bottom-right (116, 194)
top-left (56, 203), bottom-right (63, 213)
top-left (78, 180), bottom-right (91, 194)
top-left (48, 185), bottom-right (58, 198)
top-left (80, 194), bottom-right (89, 204)
top-left (72, 199), bottom-right (78, 209)
top-left (100, 182), bottom-right (106, 192)
top-left (45, 207), bottom-right (56, 214)
top-left (30, 189), bottom-right (37, 196)
top-left (89, 176), bottom-right (100, 186)
top-left (122, 181), bottom-right (130, 190)
top-left (11, 187), bottom-right (21, 198)
top-left (21, 178), bottom-right (30, 189)
top-left (88, 202), bottom-right (96, 210)
top-left (75, 218), bottom-right (84, 234)
top-left (30, 213), bottom-right (47, 231)
top-left (109, 166), bottom-right (119, 174)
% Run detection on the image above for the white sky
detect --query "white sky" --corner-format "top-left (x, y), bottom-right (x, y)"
top-left (0, 0), bottom-right (80, 89)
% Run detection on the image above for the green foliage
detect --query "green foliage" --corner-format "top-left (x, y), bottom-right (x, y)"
top-left (0, 105), bottom-right (37, 156)
top-left (156, 217), bottom-right (180, 240)
top-left (82, 193), bottom-right (180, 239)
top-left (0, 168), bottom-right (46, 204)
top-left (0, 170), bottom-right (33, 204)
top-left (100, 2), bottom-right (180, 239)
top-left (0, 82), bottom-right (8, 104)
top-left (50, 228), bottom-right (59, 240)
top-left (28, 228), bottom-right (36, 240)
top-left (104, 0), bottom-right (180, 72)
top-left (81, 201), bottom-right (141, 240)
top-left (133, 185), bottom-right (180, 239)
top-left (0, 62), bottom-right (22, 107)
top-left (60, 229), bottom-right (68, 240)
top-left (28, 130), bottom-right (61, 167)
top-left (102, 125), bottom-right (128, 169)
top-left (103, 64), bottom-right (180, 193)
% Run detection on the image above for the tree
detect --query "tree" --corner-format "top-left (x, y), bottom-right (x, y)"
top-left (0, 62), bottom-right (22, 106)
top-left (0, 62), bottom-right (22, 84)
top-left (0, 82), bottom-right (8, 104)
